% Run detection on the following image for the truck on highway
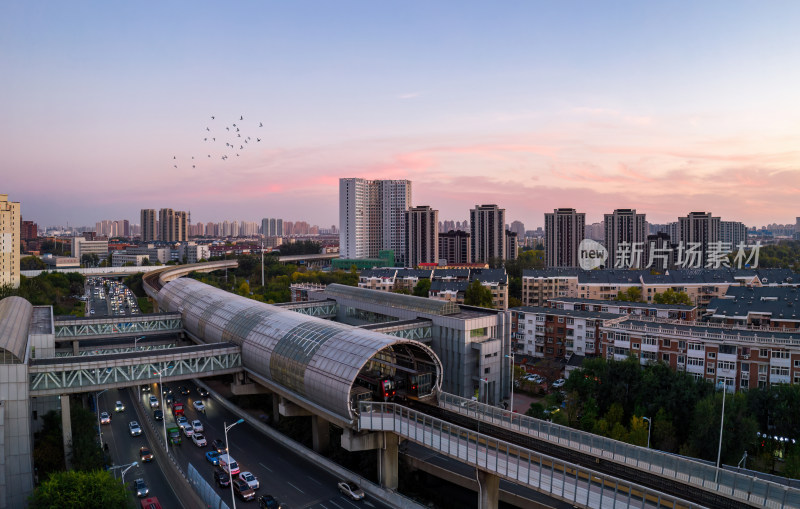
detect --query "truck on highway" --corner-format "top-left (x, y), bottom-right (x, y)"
top-left (172, 402), bottom-right (185, 417)
top-left (167, 426), bottom-right (182, 445)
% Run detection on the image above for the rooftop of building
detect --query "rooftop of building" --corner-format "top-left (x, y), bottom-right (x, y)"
top-left (394, 269), bottom-right (434, 279)
top-left (325, 283), bottom-right (460, 315)
top-left (469, 268), bottom-right (508, 284)
top-left (359, 268), bottom-right (397, 279)
top-left (429, 280), bottom-right (467, 292)
top-left (522, 268), bottom-right (797, 286)
top-left (30, 306), bottom-right (53, 335)
top-left (432, 268), bottom-right (470, 279)
top-left (548, 297), bottom-right (696, 311)
top-left (616, 319), bottom-right (800, 343)
top-left (707, 287), bottom-right (800, 320)
top-left (510, 305), bottom-right (621, 321)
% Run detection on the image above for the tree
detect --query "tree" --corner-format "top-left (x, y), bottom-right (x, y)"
top-left (653, 288), bottom-right (693, 305)
top-left (629, 415), bottom-right (649, 447)
top-left (20, 256), bottom-right (46, 270)
top-left (413, 278), bottom-right (431, 297)
top-left (238, 281), bottom-right (251, 296)
top-left (464, 280), bottom-right (493, 308)
top-left (525, 403), bottom-right (545, 419)
top-left (29, 470), bottom-right (131, 508)
top-left (615, 287), bottom-right (642, 302)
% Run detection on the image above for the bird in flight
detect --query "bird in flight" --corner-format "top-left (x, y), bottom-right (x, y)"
top-left (211, 116), bottom-right (215, 120)
top-left (226, 127), bottom-right (230, 131)
top-left (257, 138), bottom-right (261, 142)
top-left (259, 122), bottom-right (263, 127)
top-left (240, 116), bottom-right (243, 120)
top-left (206, 127), bottom-right (210, 131)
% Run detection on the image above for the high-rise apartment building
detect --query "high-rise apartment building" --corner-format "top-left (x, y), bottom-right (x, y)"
top-left (545, 208), bottom-right (586, 268)
top-left (158, 208), bottom-right (187, 242)
top-left (20, 220), bottom-right (38, 241)
top-left (261, 218), bottom-right (283, 237)
top-left (678, 212), bottom-right (720, 266)
top-left (509, 220), bottom-right (525, 238)
top-left (439, 231), bottom-right (471, 265)
top-left (721, 221), bottom-right (747, 248)
top-left (141, 209), bottom-right (157, 242)
top-left (505, 231), bottom-right (518, 260)
top-left (604, 209), bottom-right (647, 268)
top-left (405, 206), bottom-right (438, 267)
top-left (339, 178), bottom-right (411, 263)
top-left (0, 194), bottom-right (20, 288)
top-left (470, 204), bottom-right (506, 263)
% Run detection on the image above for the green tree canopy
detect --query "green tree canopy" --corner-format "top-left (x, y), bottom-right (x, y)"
top-left (615, 287), bottom-right (642, 302)
top-left (413, 278), bottom-right (431, 297)
top-left (20, 256), bottom-right (46, 270)
top-left (653, 288), bottom-right (693, 305)
top-left (29, 470), bottom-right (131, 508)
top-left (464, 280), bottom-right (494, 308)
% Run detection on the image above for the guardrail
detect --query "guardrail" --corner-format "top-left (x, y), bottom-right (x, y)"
top-left (360, 401), bottom-right (702, 509)
top-left (438, 392), bottom-right (799, 508)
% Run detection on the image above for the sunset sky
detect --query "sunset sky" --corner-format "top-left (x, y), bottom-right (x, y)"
top-left (2, 2), bottom-right (799, 229)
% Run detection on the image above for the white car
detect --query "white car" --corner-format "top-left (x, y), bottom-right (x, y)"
top-left (115, 401), bottom-right (125, 412)
top-left (191, 433), bottom-right (207, 447)
top-left (129, 421), bottom-right (142, 436)
top-left (181, 423), bottom-right (194, 437)
top-left (338, 480), bottom-right (365, 500)
top-left (192, 419), bottom-right (204, 433)
top-left (238, 471), bottom-right (259, 490)
top-left (552, 378), bottom-right (566, 388)
top-left (99, 411), bottom-right (111, 424)
top-left (193, 401), bottom-right (205, 412)
top-left (177, 416), bottom-right (188, 426)
top-left (149, 396), bottom-right (159, 408)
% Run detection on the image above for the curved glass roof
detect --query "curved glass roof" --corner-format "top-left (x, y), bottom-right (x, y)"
top-left (0, 296), bottom-right (32, 363)
top-left (158, 278), bottom-right (442, 421)
top-left (325, 283), bottom-right (460, 316)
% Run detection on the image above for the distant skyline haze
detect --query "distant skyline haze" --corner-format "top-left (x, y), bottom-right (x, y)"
top-left (2, 1), bottom-right (798, 228)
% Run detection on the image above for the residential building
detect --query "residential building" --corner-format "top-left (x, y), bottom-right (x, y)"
top-left (721, 221), bottom-right (747, 249)
top-left (545, 208), bottom-right (585, 268)
top-left (470, 204), bottom-right (506, 263)
top-left (604, 209), bottom-right (647, 269)
top-left (511, 306), bottom-right (623, 359)
top-left (158, 208), bottom-right (187, 242)
top-left (706, 287), bottom-right (800, 330)
top-left (547, 297), bottom-right (698, 321)
top-left (41, 255), bottom-right (79, 269)
top-left (339, 178), bottom-right (411, 264)
top-left (505, 231), bottom-right (518, 261)
top-left (140, 209), bottom-right (157, 242)
top-left (111, 253), bottom-right (150, 267)
top-left (261, 218), bottom-right (284, 237)
top-left (20, 220), bottom-right (38, 241)
top-left (405, 206), bottom-right (438, 267)
top-left (180, 242), bottom-right (211, 263)
top-left (470, 268), bottom-right (509, 310)
top-left (643, 232), bottom-right (677, 270)
top-left (358, 269), bottom-right (397, 291)
top-left (509, 220), bottom-right (525, 237)
top-left (439, 230), bottom-right (470, 265)
top-left (678, 212), bottom-right (720, 267)
top-left (125, 244), bottom-right (170, 264)
top-left (584, 222), bottom-right (605, 241)
top-left (0, 194), bottom-right (20, 288)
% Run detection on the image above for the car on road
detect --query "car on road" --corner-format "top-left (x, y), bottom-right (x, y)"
top-left (193, 401), bottom-right (206, 412)
top-left (206, 450), bottom-right (222, 465)
top-left (179, 386), bottom-right (191, 395)
top-left (139, 446), bottom-right (154, 462)
top-left (153, 409), bottom-right (163, 421)
top-left (165, 394), bottom-right (175, 405)
top-left (129, 421), bottom-right (143, 436)
top-left (197, 387), bottom-right (209, 397)
top-left (218, 454), bottom-right (240, 475)
top-left (211, 439), bottom-right (227, 453)
top-left (258, 495), bottom-right (283, 509)
top-left (213, 467), bottom-right (231, 488)
top-left (192, 419), bottom-right (204, 433)
top-left (115, 401), bottom-right (125, 412)
top-left (133, 478), bottom-right (149, 498)
top-left (191, 433), bottom-right (207, 447)
top-left (233, 479), bottom-right (256, 501)
top-left (100, 412), bottom-right (111, 424)
top-left (148, 396), bottom-right (159, 408)
top-left (167, 426), bottom-right (182, 445)
top-left (552, 378), bottom-right (566, 388)
top-left (141, 385), bottom-right (151, 393)
top-left (181, 423), bottom-right (194, 437)
top-left (177, 415), bottom-right (188, 426)
top-left (163, 385), bottom-right (173, 395)
top-left (239, 471), bottom-right (259, 490)
top-left (338, 480), bottom-right (365, 501)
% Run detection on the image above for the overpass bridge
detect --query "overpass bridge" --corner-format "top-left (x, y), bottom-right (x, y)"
top-left (54, 312), bottom-right (182, 340)
top-left (29, 342), bottom-right (242, 396)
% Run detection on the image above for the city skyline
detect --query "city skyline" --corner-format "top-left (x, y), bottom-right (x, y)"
top-left (3, 2), bottom-right (799, 227)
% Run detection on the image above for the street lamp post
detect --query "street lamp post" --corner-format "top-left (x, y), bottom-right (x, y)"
top-left (478, 378), bottom-right (489, 405)
top-left (505, 352), bottom-right (515, 413)
top-left (715, 379), bottom-right (728, 483)
top-left (96, 389), bottom-right (108, 448)
top-left (642, 416), bottom-right (652, 449)
top-left (225, 419), bottom-right (245, 509)
top-left (134, 336), bottom-right (144, 351)
top-left (152, 367), bottom-right (168, 452)
top-left (109, 461), bottom-right (139, 484)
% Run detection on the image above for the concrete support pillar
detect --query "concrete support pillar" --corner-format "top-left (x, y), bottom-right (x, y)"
top-left (60, 395), bottom-right (73, 470)
top-left (271, 395), bottom-right (280, 424)
top-left (72, 340), bottom-right (79, 355)
top-left (477, 470), bottom-right (500, 509)
top-left (311, 415), bottom-right (330, 453)
top-left (378, 432), bottom-right (399, 490)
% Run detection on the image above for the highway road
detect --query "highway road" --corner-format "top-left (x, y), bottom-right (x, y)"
top-left (129, 380), bottom-right (394, 509)
top-left (97, 388), bottom-right (183, 508)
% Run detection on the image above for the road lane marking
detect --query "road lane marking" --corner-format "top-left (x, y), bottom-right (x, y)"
top-left (338, 497), bottom-right (360, 509)
top-left (364, 502), bottom-right (375, 508)
top-left (287, 481), bottom-right (304, 493)
top-left (327, 500), bottom-right (345, 509)
top-left (307, 475), bottom-right (322, 485)
top-left (258, 462), bottom-right (273, 472)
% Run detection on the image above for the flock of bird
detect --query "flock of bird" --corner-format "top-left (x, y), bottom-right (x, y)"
top-left (171, 115), bottom-right (264, 169)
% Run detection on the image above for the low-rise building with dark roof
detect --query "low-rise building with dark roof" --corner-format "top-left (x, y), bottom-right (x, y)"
top-left (470, 268), bottom-right (509, 310)
top-left (706, 286), bottom-right (800, 330)
top-left (547, 297), bottom-right (698, 321)
top-left (428, 280), bottom-right (467, 304)
top-left (357, 268), bottom-right (397, 291)
top-left (394, 268), bottom-right (433, 293)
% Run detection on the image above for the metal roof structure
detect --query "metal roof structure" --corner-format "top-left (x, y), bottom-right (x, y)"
top-left (325, 283), bottom-right (460, 316)
top-left (0, 296), bottom-right (32, 363)
top-left (158, 279), bottom-right (443, 422)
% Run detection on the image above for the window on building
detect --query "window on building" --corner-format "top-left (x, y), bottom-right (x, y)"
top-left (741, 363), bottom-right (749, 372)
top-left (688, 358), bottom-right (704, 367)
top-left (662, 353), bottom-right (670, 362)
top-left (663, 338), bottom-right (671, 348)
top-left (484, 367), bottom-right (490, 374)
top-left (677, 355), bottom-right (685, 364)
top-left (708, 352), bottom-right (716, 359)
top-left (558, 317), bottom-right (564, 323)
top-left (679, 341), bottom-right (686, 350)
top-left (771, 351), bottom-right (790, 359)
top-left (707, 365), bottom-right (715, 374)
top-left (760, 349), bottom-right (769, 358)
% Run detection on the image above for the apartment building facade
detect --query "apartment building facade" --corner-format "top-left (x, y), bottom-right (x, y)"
top-left (604, 209), bottom-right (647, 269)
top-left (0, 194), bottom-right (20, 288)
top-left (470, 204), bottom-right (506, 263)
top-left (439, 230), bottom-right (470, 265)
top-left (545, 208), bottom-right (586, 268)
top-left (405, 205), bottom-right (438, 267)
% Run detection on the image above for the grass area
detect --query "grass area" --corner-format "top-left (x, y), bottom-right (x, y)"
top-left (137, 297), bottom-right (153, 313)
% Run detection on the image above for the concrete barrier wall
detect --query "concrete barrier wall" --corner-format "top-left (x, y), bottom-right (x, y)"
top-left (194, 379), bottom-right (427, 509)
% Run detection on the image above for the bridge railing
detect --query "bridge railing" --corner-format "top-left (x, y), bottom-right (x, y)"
top-left (439, 392), bottom-right (799, 508)
top-left (359, 401), bottom-right (703, 509)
